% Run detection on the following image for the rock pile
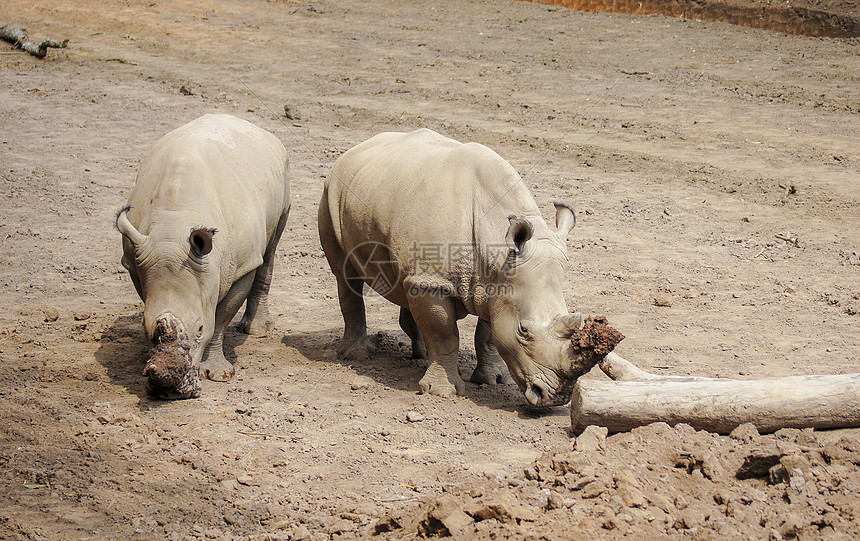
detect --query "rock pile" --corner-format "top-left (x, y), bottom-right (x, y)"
top-left (381, 422), bottom-right (860, 539)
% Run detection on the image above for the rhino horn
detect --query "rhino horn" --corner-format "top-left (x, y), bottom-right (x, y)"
top-left (116, 205), bottom-right (148, 247)
top-left (554, 311), bottom-right (583, 337)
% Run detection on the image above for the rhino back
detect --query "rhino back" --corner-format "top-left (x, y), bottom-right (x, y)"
top-left (329, 129), bottom-right (544, 257)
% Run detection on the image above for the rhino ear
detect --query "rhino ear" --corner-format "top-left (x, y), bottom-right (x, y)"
top-left (189, 227), bottom-right (216, 258)
top-left (553, 202), bottom-right (576, 237)
top-left (506, 216), bottom-right (533, 254)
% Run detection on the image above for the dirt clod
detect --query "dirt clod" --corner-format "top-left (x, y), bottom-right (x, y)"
top-left (43, 306), bottom-right (59, 322)
top-left (570, 316), bottom-right (625, 360)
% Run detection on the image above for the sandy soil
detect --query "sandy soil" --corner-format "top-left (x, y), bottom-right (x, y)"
top-left (1, 0), bottom-right (858, 539)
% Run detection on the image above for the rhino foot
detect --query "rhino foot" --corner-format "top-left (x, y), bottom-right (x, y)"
top-left (337, 336), bottom-right (375, 361)
top-left (201, 355), bottom-right (235, 382)
top-left (419, 361), bottom-right (466, 397)
top-left (470, 366), bottom-right (515, 386)
top-left (238, 314), bottom-right (275, 336)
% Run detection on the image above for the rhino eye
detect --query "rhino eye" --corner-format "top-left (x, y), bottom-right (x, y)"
top-left (517, 321), bottom-right (533, 340)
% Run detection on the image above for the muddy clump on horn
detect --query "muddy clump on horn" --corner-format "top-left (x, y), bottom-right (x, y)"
top-left (547, 315), bottom-right (625, 405)
top-left (570, 316), bottom-right (625, 369)
top-left (143, 314), bottom-right (201, 399)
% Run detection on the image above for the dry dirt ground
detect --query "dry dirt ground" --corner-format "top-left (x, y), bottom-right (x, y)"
top-left (1, 0), bottom-right (859, 539)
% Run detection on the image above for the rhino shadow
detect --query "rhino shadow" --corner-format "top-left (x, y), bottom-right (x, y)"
top-left (280, 327), bottom-right (426, 394)
top-left (93, 312), bottom-right (151, 403)
top-left (279, 326), bottom-right (568, 418)
top-left (93, 311), bottom-right (247, 406)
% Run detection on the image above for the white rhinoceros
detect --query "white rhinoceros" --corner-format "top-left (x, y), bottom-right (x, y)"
top-left (319, 129), bottom-right (622, 407)
top-left (116, 114), bottom-right (291, 399)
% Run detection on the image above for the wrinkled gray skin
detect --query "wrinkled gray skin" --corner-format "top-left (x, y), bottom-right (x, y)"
top-left (319, 128), bottom-right (590, 407)
top-left (117, 114), bottom-right (291, 398)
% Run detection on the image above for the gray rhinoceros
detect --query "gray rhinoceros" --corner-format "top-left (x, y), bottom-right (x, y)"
top-left (319, 129), bottom-right (622, 407)
top-left (116, 114), bottom-right (291, 399)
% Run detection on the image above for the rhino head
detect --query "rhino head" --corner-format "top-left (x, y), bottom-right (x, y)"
top-left (117, 206), bottom-right (218, 399)
top-left (489, 203), bottom-right (624, 407)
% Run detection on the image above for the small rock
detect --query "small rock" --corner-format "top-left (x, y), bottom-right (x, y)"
top-left (291, 525), bottom-right (311, 540)
top-left (284, 104), bottom-right (302, 120)
top-left (617, 485), bottom-right (646, 508)
top-left (616, 512), bottom-right (634, 523)
top-left (545, 491), bottom-right (564, 510)
top-left (471, 498), bottom-right (537, 524)
top-left (74, 312), bottom-right (91, 321)
top-left (220, 479), bottom-right (239, 490)
top-left (780, 454), bottom-right (811, 477)
top-left (44, 307), bottom-right (60, 322)
top-left (350, 376), bottom-right (373, 390)
top-left (674, 423), bottom-right (696, 437)
top-left (788, 469), bottom-right (806, 492)
top-left (575, 425), bottom-right (608, 451)
top-left (580, 480), bottom-right (606, 499)
top-left (702, 451), bottom-right (726, 480)
top-left (738, 485), bottom-right (767, 504)
top-left (562, 473), bottom-right (591, 491)
top-left (406, 410), bottom-right (424, 423)
top-left (713, 489), bottom-right (732, 505)
top-left (236, 473), bottom-right (256, 486)
top-left (612, 470), bottom-right (641, 489)
top-left (778, 512), bottom-right (807, 538)
top-left (648, 493), bottom-right (673, 514)
top-left (613, 471), bottom-right (646, 508)
top-left (730, 422), bottom-right (759, 443)
top-left (653, 295), bottom-right (673, 307)
top-left (327, 518), bottom-right (356, 535)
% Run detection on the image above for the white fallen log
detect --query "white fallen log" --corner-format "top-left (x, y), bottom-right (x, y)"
top-left (571, 354), bottom-right (860, 434)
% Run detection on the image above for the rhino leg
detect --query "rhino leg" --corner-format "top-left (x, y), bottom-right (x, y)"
top-left (201, 271), bottom-right (254, 381)
top-left (319, 194), bottom-right (374, 361)
top-left (239, 208), bottom-right (290, 336)
top-left (398, 307), bottom-right (428, 359)
top-left (406, 281), bottom-right (465, 397)
top-left (470, 317), bottom-right (515, 385)
top-left (334, 266), bottom-right (376, 361)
